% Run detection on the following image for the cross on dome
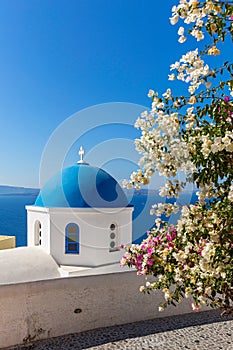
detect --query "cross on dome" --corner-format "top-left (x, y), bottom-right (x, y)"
top-left (79, 146), bottom-right (84, 161)
top-left (77, 146), bottom-right (89, 165)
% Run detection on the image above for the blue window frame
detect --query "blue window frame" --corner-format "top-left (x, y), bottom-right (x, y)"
top-left (65, 223), bottom-right (80, 254)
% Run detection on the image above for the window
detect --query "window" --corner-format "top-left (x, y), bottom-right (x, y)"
top-left (65, 223), bottom-right (80, 254)
top-left (109, 222), bottom-right (120, 252)
top-left (34, 220), bottom-right (42, 246)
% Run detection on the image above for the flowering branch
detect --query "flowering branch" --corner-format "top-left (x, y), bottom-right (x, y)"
top-left (122, 0), bottom-right (233, 316)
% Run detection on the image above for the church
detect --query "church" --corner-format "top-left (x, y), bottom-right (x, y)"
top-left (27, 146), bottom-right (133, 269)
top-left (0, 147), bottom-right (134, 284)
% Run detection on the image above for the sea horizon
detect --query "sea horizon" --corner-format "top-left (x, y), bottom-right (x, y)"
top-left (0, 185), bottom-right (197, 247)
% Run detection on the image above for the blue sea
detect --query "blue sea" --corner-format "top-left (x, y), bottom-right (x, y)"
top-left (0, 195), bottom-right (37, 247)
top-left (0, 192), bottom-right (197, 247)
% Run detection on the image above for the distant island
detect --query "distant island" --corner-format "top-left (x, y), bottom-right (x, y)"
top-left (123, 188), bottom-right (160, 196)
top-left (124, 187), bottom-right (197, 197)
top-left (0, 185), bottom-right (40, 196)
top-left (0, 185), bottom-right (196, 198)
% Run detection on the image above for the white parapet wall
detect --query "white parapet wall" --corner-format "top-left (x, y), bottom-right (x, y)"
top-left (0, 270), bottom-right (204, 349)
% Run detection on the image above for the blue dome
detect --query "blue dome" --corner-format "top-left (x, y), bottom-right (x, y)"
top-left (35, 163), bottom-right (128, 208)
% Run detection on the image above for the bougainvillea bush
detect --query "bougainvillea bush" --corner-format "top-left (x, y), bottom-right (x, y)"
top-left (121, 0), bottom-right (233, 315)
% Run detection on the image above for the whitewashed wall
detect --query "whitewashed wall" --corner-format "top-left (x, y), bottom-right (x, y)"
top-left (26, 206), bottom-right (51, 253)
top-left (0, 270), bottom-right (198, 349)
top-left (27, 206), bottom-right (133, 267)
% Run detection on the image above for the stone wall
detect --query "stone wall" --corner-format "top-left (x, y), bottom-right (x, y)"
top-left (0, 271), bottom-right (196, 348)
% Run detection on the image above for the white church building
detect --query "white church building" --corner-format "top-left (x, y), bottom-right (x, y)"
top-left (26, 147), bottom-right (133, 270)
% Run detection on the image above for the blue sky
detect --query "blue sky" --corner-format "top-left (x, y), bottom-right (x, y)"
top-left (0, 0), bottom-right (229, 187)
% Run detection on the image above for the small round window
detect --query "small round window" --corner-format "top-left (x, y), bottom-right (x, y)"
top-left (110, 232), bottom-right (116, 239)
top-left (110, 241), bottom-right (115, 248)
top-left (110, 224), bottom-right (116, 231)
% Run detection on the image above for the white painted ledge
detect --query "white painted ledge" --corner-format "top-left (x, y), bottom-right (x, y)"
top-left (0, 247), bottom-right (60, 284)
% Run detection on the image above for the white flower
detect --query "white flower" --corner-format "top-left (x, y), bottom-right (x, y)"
top-left (162, 88), bottom-right (172, 99)
top-left (188, 85), bottom-right (196, 94)
top-left (228, 185), bottom-right (233, 202)
top-left (221, 272), bottom-right (226, 279)
top-left (155, 218), bottom-right (162, 229)
top-left (157, 102), bottom-right (164, 109)
top-left (163, 288), bottom-right (172, 301)
top-left (140, 110), bottom-right (148, 118)
top-left (189, 0), bottom-right (198, 7)
top-left (170, 15), bottom-right (179, 25)
top-left (196, 19), bottom-right (204, 27)
top-left (168, 73), bottom-right (176, 81)
top-left (159, 187), bottom-right (168, 197)
top-left (178, 35), bottom-right (187, 43)
top-left (226, 143), bottom-right (233, 152)
top-left (205, 287), bottom-right (212, 296)
top-left (178, 26), bottom-right (185, 35)
top-left (170, 48), bottom-right (209, 92)
top-left (170, 61), bottom-right (180, 70)
top-left (139, 286), bottom-right (146, 292)
top-left (185, 287), bottom-right (192, 298)
top-left (148, 89), bottom-right (155, 98)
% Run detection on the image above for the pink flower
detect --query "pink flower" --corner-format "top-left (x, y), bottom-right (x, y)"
top-left (147, 248), bottom-right (154, 255)
top-left (192, 303), bottom-right (200, 312)
top-left (166, 230), bottom-right (176, 241)
top-left (136, 255), bottom-right (143, 266)
top-left (120, 244), bottom-right (125, 249)
top-left (167, 243), bottom-right (174, 249)
top-left (224, 96), bottom-right (230, 103)
top-left (147, 259), bottom-right (153, 265)
top-left (171, 231), bottom-right (176, 239)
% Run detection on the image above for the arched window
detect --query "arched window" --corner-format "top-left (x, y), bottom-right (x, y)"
top-left (65, 223), bottom-right (80, 254)
top-left (34, 220), bottom-right (42, 246)
top-left (109, 222), bottom-right (120, 252)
